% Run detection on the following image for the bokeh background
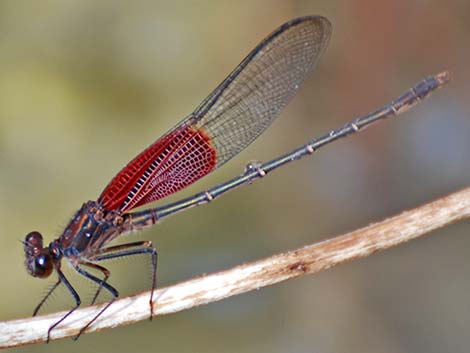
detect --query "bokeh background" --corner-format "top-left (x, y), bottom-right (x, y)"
top-left (1, 1), bottom-right (469, 352)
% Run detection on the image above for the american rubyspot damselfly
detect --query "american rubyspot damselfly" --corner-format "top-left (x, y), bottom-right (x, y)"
top-left (22, 16), bottom-right (449, 342)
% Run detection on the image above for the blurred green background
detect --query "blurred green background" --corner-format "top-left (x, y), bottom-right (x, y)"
top-left (1, 1), bottom-right (469, 352)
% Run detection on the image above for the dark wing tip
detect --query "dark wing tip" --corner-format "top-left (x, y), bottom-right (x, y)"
top-left (284, 15), bottom-right (332, 41)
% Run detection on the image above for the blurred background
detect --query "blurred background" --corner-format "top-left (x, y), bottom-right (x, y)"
top-left (1, 1), bottom-right (469, 352)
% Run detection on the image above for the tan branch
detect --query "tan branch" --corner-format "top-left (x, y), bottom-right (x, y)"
top-left (1, 186), bottom-right (469, 348)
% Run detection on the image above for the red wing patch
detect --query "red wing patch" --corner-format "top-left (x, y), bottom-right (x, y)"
top-left (98, 125), bottom-right (217, 212)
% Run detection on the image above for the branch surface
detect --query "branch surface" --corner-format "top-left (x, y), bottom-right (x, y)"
top-left (1, 186), bottom-right (469, 348)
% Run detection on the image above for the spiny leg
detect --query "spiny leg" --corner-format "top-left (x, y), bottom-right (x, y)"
top-left (90, 240), bottom-right (158, 319)
top-left (33, 278), bottom-right (61, 317)
top-left (83, 242), bottom-right (156, 306)
top-left (72, 263), bottom-right (119, 340)
top-left (79, 262), bottom-right (110, 305)
top-left (46, 270), bottom-right (81, 343)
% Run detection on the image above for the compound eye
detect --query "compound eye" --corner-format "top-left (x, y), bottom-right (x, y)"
top-left (24, 231), bottom-right (44, 249)
top-left (33, 254), bottom-right (53, 278)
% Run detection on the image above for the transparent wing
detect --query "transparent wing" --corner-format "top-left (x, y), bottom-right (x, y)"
top-left (98, 16), bottom-right (331, 212)
top-left (192, 16), bottom-right (331, 167)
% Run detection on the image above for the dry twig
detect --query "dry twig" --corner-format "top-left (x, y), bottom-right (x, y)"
top-left (1, 186), bottom-right (469, 348)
